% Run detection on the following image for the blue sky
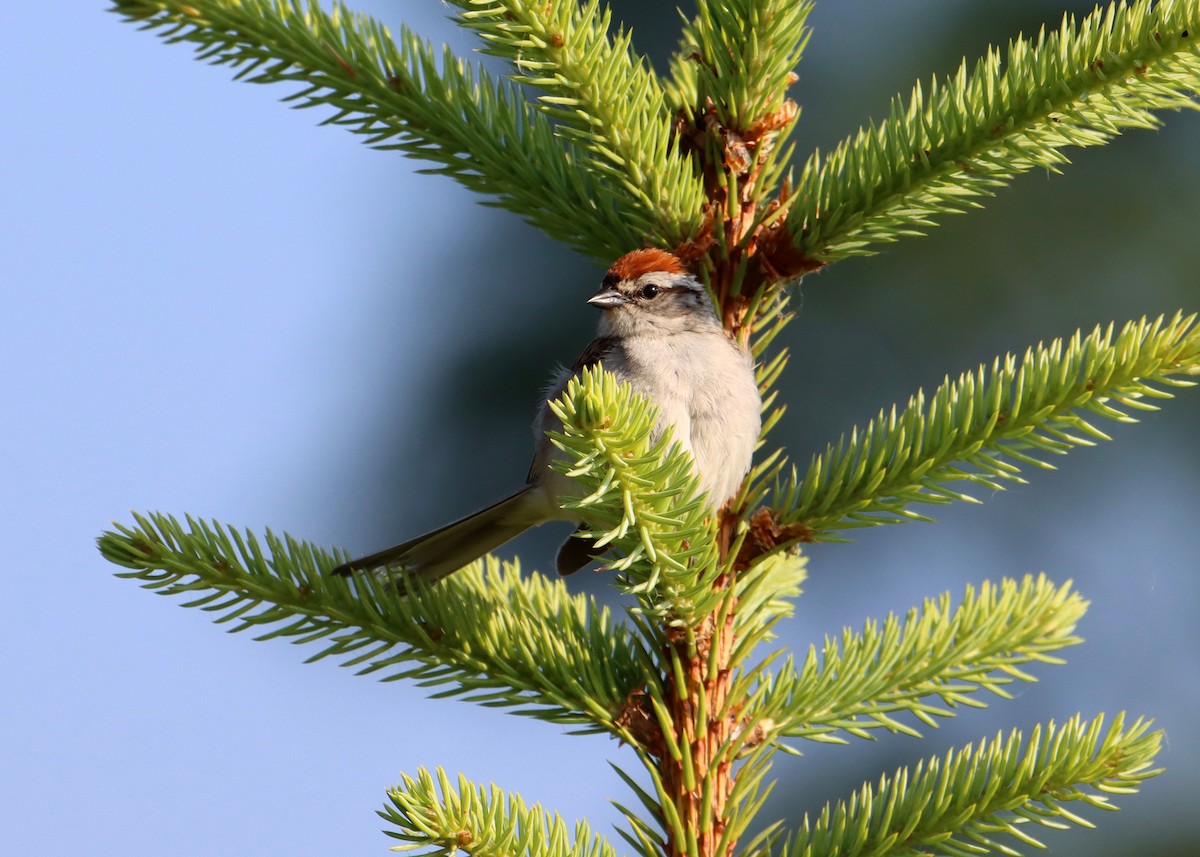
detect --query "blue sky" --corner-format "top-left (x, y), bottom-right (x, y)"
top-left (4, 3), bottom-right (1198, 856)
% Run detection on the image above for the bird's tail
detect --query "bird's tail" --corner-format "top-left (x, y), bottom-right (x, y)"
top-left (331, 486), bottom-right (549, 591)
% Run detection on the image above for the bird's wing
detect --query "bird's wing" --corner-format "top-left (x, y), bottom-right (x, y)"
top-left (569, 335), bottom-right (618, 373)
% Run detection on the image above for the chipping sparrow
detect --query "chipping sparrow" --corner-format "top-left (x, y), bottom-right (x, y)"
top-left (332, 249), bottom-right (761, 586)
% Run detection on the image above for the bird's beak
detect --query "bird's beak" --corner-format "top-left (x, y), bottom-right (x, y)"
top-left (587, 287), bottom-right (626, 309)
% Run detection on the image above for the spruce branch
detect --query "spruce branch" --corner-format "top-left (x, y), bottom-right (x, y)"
top-left (769, 575), bottom-right (1087, 745)
top-left (672, 0), bottom-right (813, 134)
top-left (98, 512), bottom-right (648, 734)
top-left (667, 5), bottom-right (814, 331)
top-left (791, 0), bottom-right (1200, 263)
top-left (109, 0), bottom-right (652, 261)
top-left (785, 714), bottom-right (1163, 857)
top-left (766, 313), bottom-right (1200, 543)
top-left (382, 767), bottom-right (620, 857)
top-left (547, 366), bottom-right (722, 628)
top-left (443, 0), bottom-right (707, 244)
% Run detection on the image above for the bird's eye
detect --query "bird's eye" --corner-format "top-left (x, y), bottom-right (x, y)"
top-left (640, 284), bottom-right (660, 299)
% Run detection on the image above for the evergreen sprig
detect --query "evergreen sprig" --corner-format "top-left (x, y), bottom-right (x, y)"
top-left (97, 512), bottom-right (648, 733)
top-left (547, 366), bottom-right (722, 627)
top-left (793, 0), bottom-right (1200, 262)
top-left (771, 313), bottom-right (1200, 540)
top-left (786, 714), bottom-right (1163, 857)
top-left (109, 0), bottom-right (654, 261)
top-left (444, 0), bottom-right (707, 240)
top-left (771, 575), bottom-right (1087, 744)
top-left (673, 0), bottom-right (813, 133)
top-left (382, 767), bottom-right (619, 857)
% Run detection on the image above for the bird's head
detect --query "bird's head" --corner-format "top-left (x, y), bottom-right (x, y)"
top-left (588, 249), bottom-right (717, 337)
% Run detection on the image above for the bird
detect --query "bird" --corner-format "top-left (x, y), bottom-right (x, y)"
top-left (332, 248), bottom-right (761, 588)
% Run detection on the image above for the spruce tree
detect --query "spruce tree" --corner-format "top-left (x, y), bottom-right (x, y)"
top-left (102, 2), bottom-right (1199, 855)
